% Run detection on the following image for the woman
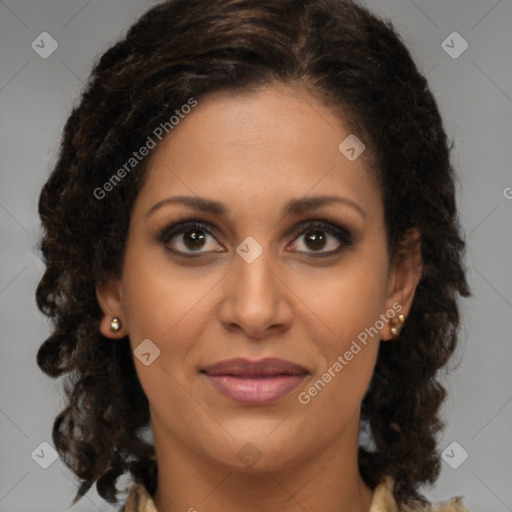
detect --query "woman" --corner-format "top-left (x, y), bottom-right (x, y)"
top-left (36, 0), bottom-right (471, 510)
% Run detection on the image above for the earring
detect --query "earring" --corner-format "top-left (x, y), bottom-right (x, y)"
top-left (110, 316), bottom-right (121, 334)
top-left (390, 314), bottom-right (406, 338)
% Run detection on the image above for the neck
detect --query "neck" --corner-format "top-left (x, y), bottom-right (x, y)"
top-left (151, 412), bottom-right (374, 512)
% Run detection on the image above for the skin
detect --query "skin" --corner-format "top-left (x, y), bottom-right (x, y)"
top-left (96, 82), bottom-right (422, 512)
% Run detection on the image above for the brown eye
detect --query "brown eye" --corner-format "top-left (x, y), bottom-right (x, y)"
top-left (181, 229), bottom-right (207, 250)
top-left (289, 221), bottom-right (353, 257)
top-left (158, 221), bottom-right (224, 257)
top-left (303, 230), bottom-right (327, 251)
top-left (158, 219), bottom-right (353, 259)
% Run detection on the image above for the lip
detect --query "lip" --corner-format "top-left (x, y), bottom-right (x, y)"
top-left (201, 357), bottom-right (309, 405)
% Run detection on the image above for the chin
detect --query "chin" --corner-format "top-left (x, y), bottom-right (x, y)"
top-left (195, 426), bottom-right (313, 473)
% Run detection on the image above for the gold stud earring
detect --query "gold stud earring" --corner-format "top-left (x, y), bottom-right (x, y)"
top-left (110, 316), bottom-right (121, 334)
top-left (390, 314), bottom-right (406, 338)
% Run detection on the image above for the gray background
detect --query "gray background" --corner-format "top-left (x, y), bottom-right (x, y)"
top-left (1, 0), bottom-right (511, 511)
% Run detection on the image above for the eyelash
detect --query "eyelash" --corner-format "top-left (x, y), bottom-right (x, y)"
top-left (157, 219), bottom-right (354, 259)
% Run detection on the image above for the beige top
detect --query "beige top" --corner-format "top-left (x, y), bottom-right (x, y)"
top-left (119, 475), bottom-right (469, 512)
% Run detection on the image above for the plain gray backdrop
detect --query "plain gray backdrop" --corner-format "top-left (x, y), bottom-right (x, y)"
top-left (1, 0), bottom-right (511, 511)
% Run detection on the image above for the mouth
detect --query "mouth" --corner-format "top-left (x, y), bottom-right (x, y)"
top-left (201, 357), bottom-right (309, 405)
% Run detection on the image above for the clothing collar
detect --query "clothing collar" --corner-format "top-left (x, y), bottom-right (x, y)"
top-left (120, 475), bottom-right (468, 512)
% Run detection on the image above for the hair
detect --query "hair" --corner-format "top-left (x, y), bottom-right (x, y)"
top-left (36, 0), bottom-right (470, 508)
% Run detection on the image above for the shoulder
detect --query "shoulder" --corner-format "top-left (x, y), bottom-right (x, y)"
top-left (118, 482), bottom-right (157, 512)
top-left (371, 475), bottom-right (470, 512)
top-left (118, 478), bottom-right (469, 512)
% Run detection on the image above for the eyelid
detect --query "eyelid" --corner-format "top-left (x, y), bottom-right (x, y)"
top-left (157, 218), bottom-right (354, 257)
top-left (288, 220), bottom-right (353, 257)
top-left (157, 220), bottom-right (222, 246)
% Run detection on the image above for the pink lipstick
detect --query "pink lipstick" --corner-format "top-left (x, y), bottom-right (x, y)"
top-left (201, 357), bottom-right (308, 405)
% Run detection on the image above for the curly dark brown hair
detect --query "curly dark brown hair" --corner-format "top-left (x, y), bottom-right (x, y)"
top-left (35, 0), bottom-right (470, 508)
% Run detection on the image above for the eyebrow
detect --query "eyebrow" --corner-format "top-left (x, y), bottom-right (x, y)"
top-left (146, 194), bottom-right (366, 219)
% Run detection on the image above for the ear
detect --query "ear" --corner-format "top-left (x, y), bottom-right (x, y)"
top-left (381, 228), bottom-right (423, 341)
top-left (96, 279), bottom-right (126, 339)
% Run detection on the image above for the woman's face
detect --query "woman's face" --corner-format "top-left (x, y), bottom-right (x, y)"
top-left (98, 82), bottom-right (420, 472)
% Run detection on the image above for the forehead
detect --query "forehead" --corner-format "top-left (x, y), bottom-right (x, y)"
top-left (135, 83), bottom-right (381, 222)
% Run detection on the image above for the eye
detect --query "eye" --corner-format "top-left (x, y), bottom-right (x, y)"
top-left (158, 221), bottom-right (223, 258)
top-left (157, 219), bottom-right (353, 258)
top-left (288, 220), bottom-right (353, 257)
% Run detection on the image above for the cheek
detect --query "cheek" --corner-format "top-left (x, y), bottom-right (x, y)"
top-left (292, 253), bottom-right (388, 411)
top-left (297, 254), bottom-right (390, 344)
top-left (297, 344), bottom-right (378, 447)
top-left (118, 251), bottom-right (190, 396)
top-left (120, 244), bottom-right (208, 341)
top-left (297, 266), bottom-right (387, 413)
top-left (119, 246), bottom-right (223, 394)
top-left (118, 253), bottom-right (206, 417)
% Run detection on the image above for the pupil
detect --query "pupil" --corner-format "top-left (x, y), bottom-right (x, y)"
top-left (184, 230), bottom-right (206, 250)
top-left (181, 229), bottom-right (326, 251)
top-left (305, 231), bottom-right (326, 250)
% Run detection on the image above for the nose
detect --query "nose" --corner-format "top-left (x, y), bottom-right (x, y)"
top-left (218, 246), bottom-right (293, 340)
